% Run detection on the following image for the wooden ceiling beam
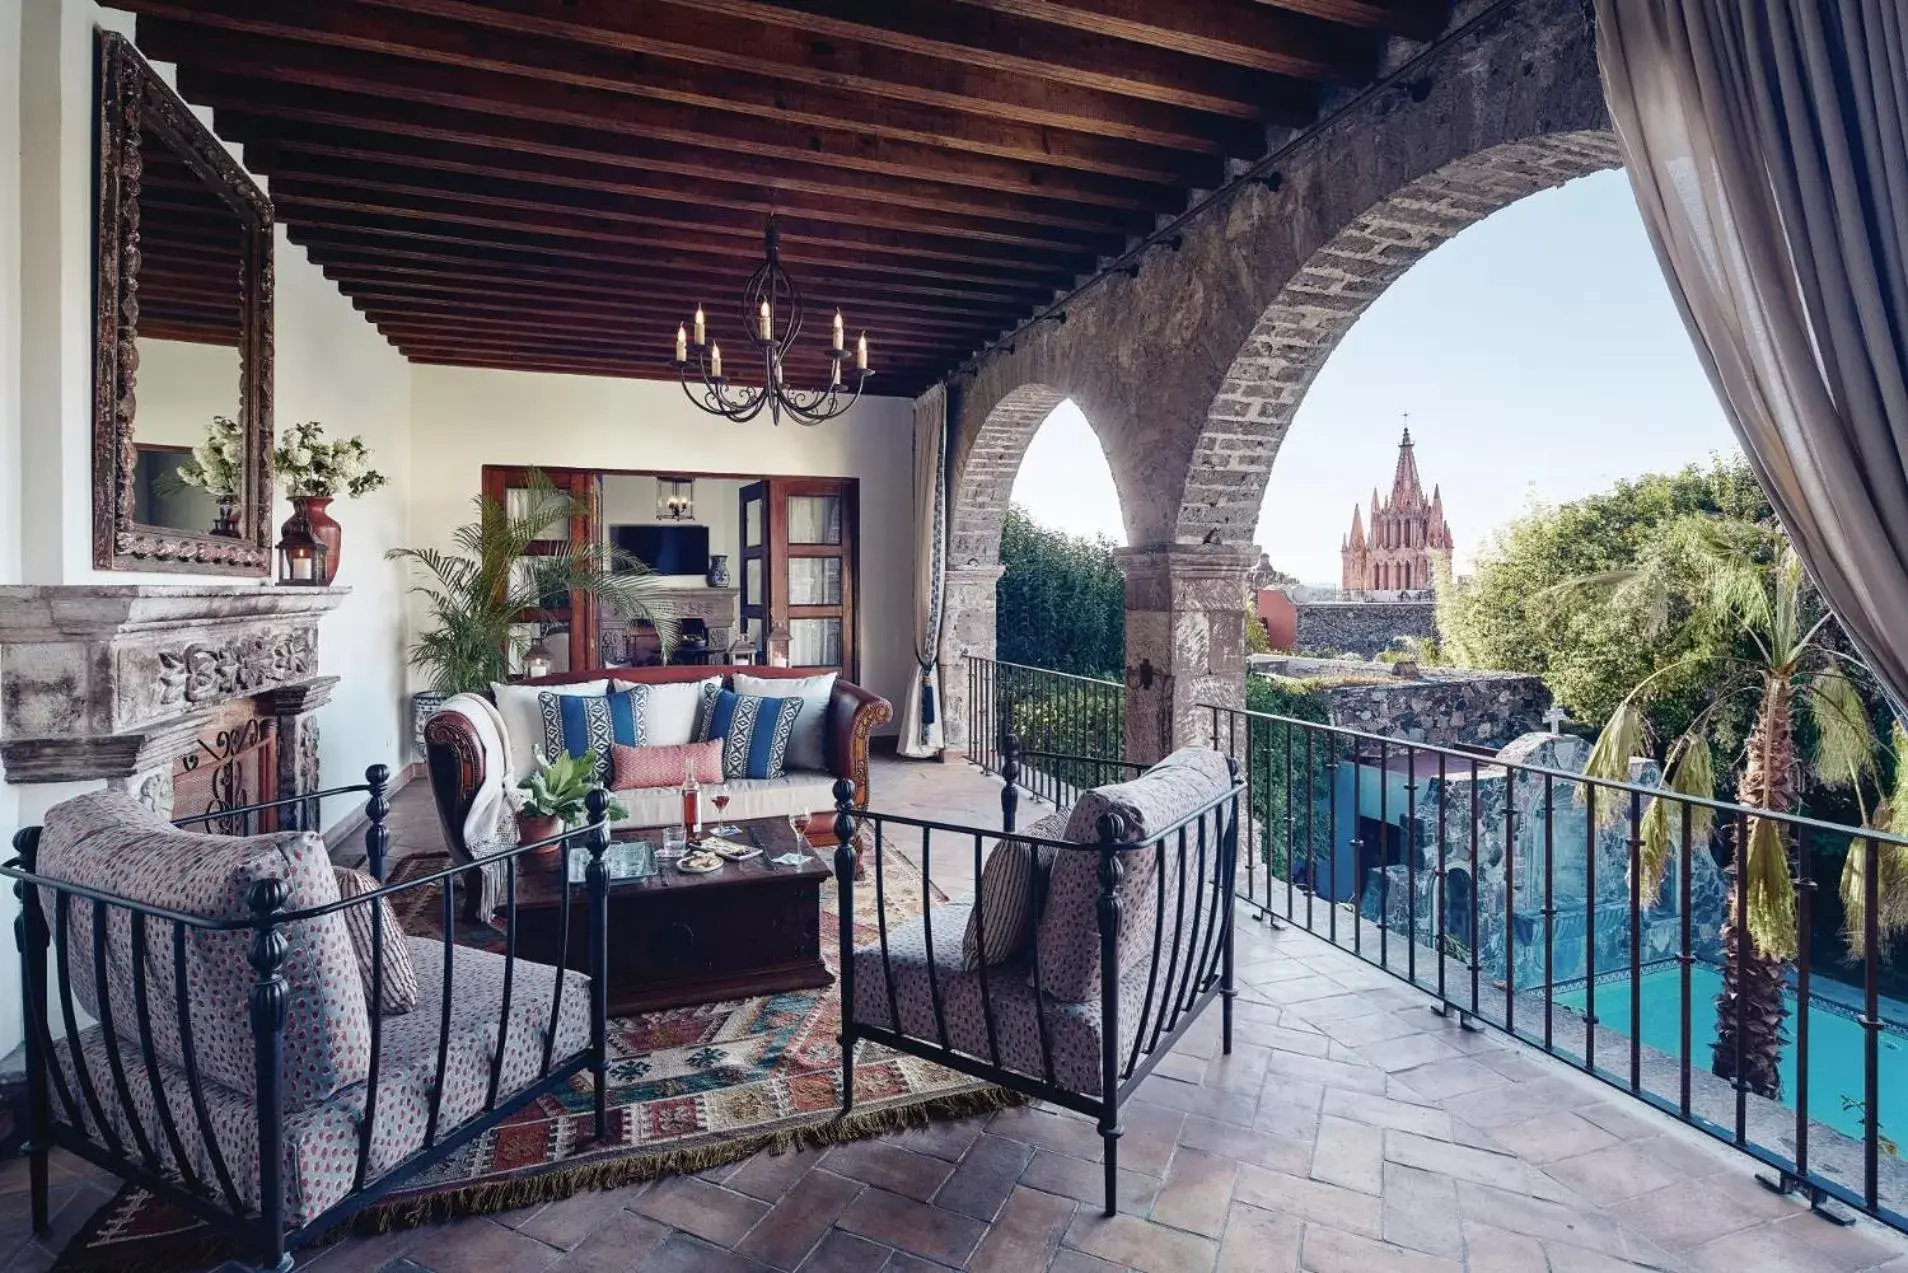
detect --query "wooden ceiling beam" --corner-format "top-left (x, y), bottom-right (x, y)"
top-left (653, 0), bottom-right (1319, 117)
top-left (396, 344), bottom-right (936, 395)
top-left (271, 198), bottom-right (1073, 296)
top-left (296, 240), bottom-right (1031, 325)
top-left (950, 0), bottom-right (1375, 77)
top-left (384, 332), bottom-right (936, 382)
top-left (361, 315), bottom-right (960, 364)
top-left (283, 221), bottom-right (1054, 308)
top-left (345, 294), bottom-right (996, 347)
top-left (1251, 0), bottom-right (1447, 42)
top-left (123, 0), bottom-right (1283, 151)
top-left (258, 166), bottom-right (1110, 274)
top-left (336, 283), bottom-right (1002, 340)
top-left (243, 140), bottom-right (1130, 257)
top-left (170, 54), bottom-right (1206, 205)
top-left (211, 109), bottom-right (1155, 231)
top-left (138, 19), bottom-right (1221, 187)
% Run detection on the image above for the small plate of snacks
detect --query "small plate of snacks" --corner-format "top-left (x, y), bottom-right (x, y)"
top-left (706, 837), bottom-right (761, 862)
top-left (677, 849), bottom-right (724, 874)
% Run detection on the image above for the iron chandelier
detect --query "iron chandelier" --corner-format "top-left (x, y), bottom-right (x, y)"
top-left (669, 217), bottom-right (872, 426)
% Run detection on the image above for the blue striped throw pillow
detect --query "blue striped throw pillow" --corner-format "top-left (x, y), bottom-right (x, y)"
top-left (698, 690), bottom-right (804, 780)
top-left (539, 686), bottom-right (647, 785)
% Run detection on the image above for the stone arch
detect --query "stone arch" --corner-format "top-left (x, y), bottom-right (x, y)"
top-left (1175, 130), bottom-right (1623, 547)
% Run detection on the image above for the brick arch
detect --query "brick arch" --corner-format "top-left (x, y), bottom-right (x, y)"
top-left (946, 381), bottom-right (1070, 571)
top-left (1175, 130), bottom-right (1622, 547)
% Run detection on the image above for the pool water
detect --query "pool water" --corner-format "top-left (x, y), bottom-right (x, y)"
top-left (1552, 964), bottom-right (1907, 1145)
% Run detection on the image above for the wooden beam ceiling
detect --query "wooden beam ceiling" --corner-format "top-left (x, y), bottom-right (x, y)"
top-left (115, 0), bottom-right (1450, 388)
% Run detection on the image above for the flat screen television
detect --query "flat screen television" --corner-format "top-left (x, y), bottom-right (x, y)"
top-left (611, 523), bottom-right (709, 575)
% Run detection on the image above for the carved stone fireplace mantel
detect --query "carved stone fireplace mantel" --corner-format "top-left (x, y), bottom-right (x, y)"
top-left (0, 584), bottom-right (349, 818)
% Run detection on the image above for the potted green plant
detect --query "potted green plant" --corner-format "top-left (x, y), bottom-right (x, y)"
top-left (173, 415), bottom-right (246, 537)
top-left (388, 469), bottom-right (675, 759)
top-left (516, 749), bottom-right (628, 854)
top-left (273, 421), bottom-right (388, 584)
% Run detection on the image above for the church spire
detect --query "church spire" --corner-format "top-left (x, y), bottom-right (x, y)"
top-left (1390, 419), bottom-right (1424, 507)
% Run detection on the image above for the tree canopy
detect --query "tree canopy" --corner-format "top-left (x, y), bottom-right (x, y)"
top-left (996, 505), bottom-right (1125, 679)
top-left (1437, 457), bottom-right (1775, 750)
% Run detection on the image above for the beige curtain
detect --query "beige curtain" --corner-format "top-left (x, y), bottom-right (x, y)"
top-left (900, 384), bottom-right (949, 757)
top-left (1596, 1), bottom-right (1908, 706)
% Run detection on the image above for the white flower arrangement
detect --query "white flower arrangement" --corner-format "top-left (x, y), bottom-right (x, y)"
top-left (173, 415), bottom-right (246, 502)
top-left (272, 421), bottom-right (388, 499)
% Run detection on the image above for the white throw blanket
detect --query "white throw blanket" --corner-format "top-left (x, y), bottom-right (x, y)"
top-left (435, 692), bottom-right (520, 916)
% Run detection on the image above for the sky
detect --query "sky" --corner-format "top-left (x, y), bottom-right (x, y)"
top-left (1008, 169), bottom-right (1742, 584)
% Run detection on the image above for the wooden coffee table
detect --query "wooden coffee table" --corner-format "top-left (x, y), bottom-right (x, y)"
top-left (512, 817), bottom-right (836, 1016)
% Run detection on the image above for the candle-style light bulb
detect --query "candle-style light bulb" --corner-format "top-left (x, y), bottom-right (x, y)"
top-left (710, 342), bottom-right (722, 379)
top-left (693, 305), bottom-right (706, 346)
top-left (855, 332), bottom-right (869, 371)
top-left (759, 300), bottom-right (772, 340)
top-left (832, 310), bottom-right (845, 351)
top-left (830, 357), bottom-right (841, 387)
top-left (674, 324), bottom-right (687, 363)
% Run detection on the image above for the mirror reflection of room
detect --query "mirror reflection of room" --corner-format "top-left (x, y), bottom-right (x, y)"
top-left (129, 123), bottom-right (245, 536)
top-left (601, 473), bottom-right (744, 669)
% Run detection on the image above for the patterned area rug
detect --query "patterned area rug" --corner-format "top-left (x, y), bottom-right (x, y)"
top-left (55, 848), bottom-right (1015, 1272)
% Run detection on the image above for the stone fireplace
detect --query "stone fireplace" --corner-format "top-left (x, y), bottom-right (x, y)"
top-left (0, 585), bottom-right (349, 828)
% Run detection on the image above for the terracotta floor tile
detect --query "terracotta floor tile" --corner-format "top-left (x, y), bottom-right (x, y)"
top-left (1017, 1149), bottom-right (1161, 1213)
top-left (1299, 1224), bottom-right (1460, 1273)
top-left (1062, 1210), bottom-right (1217, 1273)
top-left (967, 1186), bottom-right (1077, 1273)
top-left (546, 1211), bottom-right (672, 1273)
top-left (836, 1188), bottom-right (987, 1267)
top-left (821, 1140), bottom-right (955, 1203)
top-left (635, 1233), bottom-right (771, 1272)
top-left (628, 1176), bottom-right (771, 1247)
top-left (407, 1218), bottom-right (561, 1273)
top-left (932, 1133), bottom-right (1036, 1222)
top-left (736, 1169), bottom-right (864, 1270)
top-left (1214, 1201), bottom-right (1302, 1273)
top-left (790, 1229), bottom-right (891, 1272)
top-left (1147, 1147), bottom-right (1237, 1238)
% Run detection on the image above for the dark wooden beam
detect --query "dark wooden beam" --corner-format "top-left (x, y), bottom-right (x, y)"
top-left (1252, 0), bottom-right (1448, 42)
top-left (295, 238), bottom-right (1031, 325)
top-left (242, 140), bottom-right (1131, 257)
top-left (274, 211), bottom-right (1068, 303)
top-left (256, 167), bottom-right (1108, 276)
top-left (211, 108), bottom-right (1157, 231)
top-left (658, 0), bottom-right (1322, 117)
top-left (397, 344), bottom-right (935, 395)
top-left (170, 56), bottom-right (1205, 208)
top-left (123, 0), bottom-right (1292, 148)
top-left (950, 0), bottom-right (1376, 77)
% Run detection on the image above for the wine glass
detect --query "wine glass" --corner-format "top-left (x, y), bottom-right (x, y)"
top-left (788, 809), bottom-right (813, 844)
top-left (712, 792), bottom-right (731, 833)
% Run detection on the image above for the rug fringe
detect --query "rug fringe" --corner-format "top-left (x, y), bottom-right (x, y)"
top-left (348, 1084), bottom-right (1029, 1234)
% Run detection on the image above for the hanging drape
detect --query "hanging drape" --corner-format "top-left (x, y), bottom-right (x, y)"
top-left (1594, 0), bottom-right (1908, 706)
top-left (900, 384), bottom-right (949, 757)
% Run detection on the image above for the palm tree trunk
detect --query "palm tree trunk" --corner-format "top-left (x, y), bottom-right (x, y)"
top-left (1713, 676), bottom-right (1795, 1100)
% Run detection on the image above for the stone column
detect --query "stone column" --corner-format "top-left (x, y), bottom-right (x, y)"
top-left (1116, 545), bottom-right (1255, 764)
top-left (937, 564), bottom-right (1004, 753)
top-left (259, 678), bottom-right (339, 833)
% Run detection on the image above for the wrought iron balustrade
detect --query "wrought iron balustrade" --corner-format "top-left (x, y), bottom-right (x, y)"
top-left (966, 656), bottom-right (1124, 809)
top-left (1204, 702), bottom-right (1908, 1234)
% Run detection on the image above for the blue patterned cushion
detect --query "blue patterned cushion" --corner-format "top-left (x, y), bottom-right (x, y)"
top-left (698, 690), bottom-right (803, 780)
top-left (538, 688), bottom-right (645, 784)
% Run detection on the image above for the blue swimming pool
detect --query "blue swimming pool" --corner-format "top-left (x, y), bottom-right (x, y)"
top-left (1552, 964), bottom-right (1908, 1145)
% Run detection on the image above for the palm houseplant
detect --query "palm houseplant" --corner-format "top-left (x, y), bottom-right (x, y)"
top-left (389, 469), bottom-right (676, 758)
top-left (1577, 517), bottom-right (1906, 1101)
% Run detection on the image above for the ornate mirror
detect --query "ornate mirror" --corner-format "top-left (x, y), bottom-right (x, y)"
top-left (94, 30), bottom-right (274, 574)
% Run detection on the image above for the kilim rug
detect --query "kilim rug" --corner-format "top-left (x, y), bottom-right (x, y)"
top-left (54, 847), bottom-right (1019, 1272)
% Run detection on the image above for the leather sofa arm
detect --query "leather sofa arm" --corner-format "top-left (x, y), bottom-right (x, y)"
top-left (826, 681), bottom-right (893, 808)
top-left (423, 710), bottom-right (490, 864)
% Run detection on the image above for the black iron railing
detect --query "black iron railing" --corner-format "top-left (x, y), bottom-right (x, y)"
top-left (4, 771), bottom-right (615, 1270)
top-left (967, 656), bottom-right (1123, 809)
top-left (1205, 703), bottom-right (1908, 1233)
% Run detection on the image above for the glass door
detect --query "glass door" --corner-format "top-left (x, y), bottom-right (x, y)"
top-left (777, 478), bottom-right (857, 678)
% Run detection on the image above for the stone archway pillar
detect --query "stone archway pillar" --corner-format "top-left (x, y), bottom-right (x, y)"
top-left (937, 564), bottom-right (1004, 753)
top-left (1116, 545), bottom-right (1255, 764)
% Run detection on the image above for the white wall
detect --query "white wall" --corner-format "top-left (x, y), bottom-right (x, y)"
top-left (1, 0), bottom-right (26, 1061)
top-left (408, 367), bottom-right (915, 722)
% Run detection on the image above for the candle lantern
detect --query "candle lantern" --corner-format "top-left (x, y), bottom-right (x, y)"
top-left (276, 508), bottom-right (328, 586)
top-left (523, 629), bottom-right (557, 680)
top-left (766, 623), bottom-right (792, 668)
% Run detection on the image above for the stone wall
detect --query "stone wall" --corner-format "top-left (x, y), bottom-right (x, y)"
top-left (1292, 601), bottom-right (1437, 658)
top-left (1250, 657), bottom-right (1552, 751)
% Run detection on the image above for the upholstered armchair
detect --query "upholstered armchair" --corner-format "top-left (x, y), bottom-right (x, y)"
top-left (832, 739), bottom-right (1243, 1216)
top-left (3, 773), bottom-right (617, 1272)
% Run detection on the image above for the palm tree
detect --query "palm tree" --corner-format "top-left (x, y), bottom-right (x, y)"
top-left (388, 469), bottom-right (676, 694)
top-left (1580, 518), bottom-right (1885, 1100)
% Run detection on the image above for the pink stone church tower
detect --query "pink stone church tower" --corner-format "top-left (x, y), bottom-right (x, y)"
top-left (1340, 425), bottom-right (1453, 596)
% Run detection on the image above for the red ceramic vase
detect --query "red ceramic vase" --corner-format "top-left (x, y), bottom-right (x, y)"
top-left (289, 496), bottom-right (342, 585)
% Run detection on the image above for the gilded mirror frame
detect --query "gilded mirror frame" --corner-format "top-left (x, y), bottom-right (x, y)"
top-left (93, 29), bottom-right (274, 574)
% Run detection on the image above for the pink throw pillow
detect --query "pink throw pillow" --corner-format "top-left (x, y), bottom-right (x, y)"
top-left (612, 740), bottom-right (723, 789)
